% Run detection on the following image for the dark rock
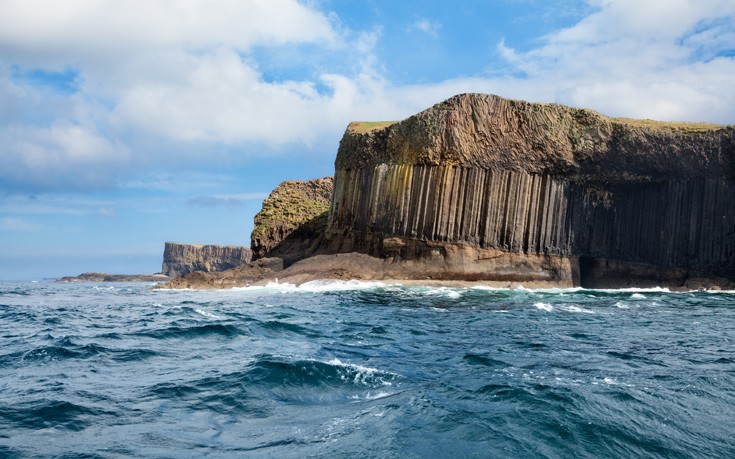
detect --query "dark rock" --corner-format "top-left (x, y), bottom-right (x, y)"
top-left (326, 93), bottom-right (735, 288)
top-left (162, 242), bottom-right (251, 277)
top-left (154, 257), bottom-right (284, 290)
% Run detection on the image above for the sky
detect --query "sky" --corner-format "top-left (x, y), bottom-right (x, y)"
top-left (0, 0), bottom-right (734, 280)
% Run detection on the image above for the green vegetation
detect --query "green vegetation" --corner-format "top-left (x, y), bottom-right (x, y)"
top-left (251, 180), bottom-right (332, 241)
top-left (610, 117), bottom-right (728, 133)
top-left (347, 121), bottom-right (397, 134)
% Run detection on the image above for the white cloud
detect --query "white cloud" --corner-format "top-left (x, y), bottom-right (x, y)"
top-left (413, 19), bottom-right (441, 37)
top-left (0, 216), bottom-right (43, 232)
top-left (495, 0), bottom-right (735, 121)
top-left (0, 121), bottom-right (131, 191)
top-left (0, 0), bottom-right (336, 60)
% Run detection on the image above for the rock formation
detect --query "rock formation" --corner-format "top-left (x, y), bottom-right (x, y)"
top-left (162, 242), bottom-right (252, 277)
top-left (157, 93), bottom-right (734, 290)
top-left (326, 93), bottom-right (735, 288)
top-left (58, 272), bottom-right (172, 283)
top-left (250, 177), bottom-right (333, 265)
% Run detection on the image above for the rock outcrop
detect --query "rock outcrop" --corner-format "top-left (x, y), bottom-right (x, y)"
top-left (162, 242), bottom-right (252, 277)
top-left (58, 272), bottom-right (172, 283)
top-left (326, 93), bottom-right (735, 288)
top-left (250, 177), bottom-right (333, 265)
top-left (158, 257), bottom-right (284, 290)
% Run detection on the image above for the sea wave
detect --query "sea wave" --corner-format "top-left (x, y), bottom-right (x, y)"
top-left (0, 399), bottom-right (114, 432)
top-left (133, 323), bottom-right (243, 340)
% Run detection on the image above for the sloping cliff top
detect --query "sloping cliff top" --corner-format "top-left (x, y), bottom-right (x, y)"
top-left (336, 93), bottom-right (734, 182)
top-left (250, 177), bottom-right (333, 261)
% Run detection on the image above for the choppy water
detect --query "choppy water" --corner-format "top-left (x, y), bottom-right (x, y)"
top-left (1, 280), bottom-right (734, 458)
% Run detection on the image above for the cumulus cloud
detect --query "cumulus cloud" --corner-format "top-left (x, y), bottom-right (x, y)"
top-left (0, 0), bottom-right (411, 192)
top-left (0, 0), bottom-right (336, 59)
top-left (495, 0), bottom-right (735, 121)
top-left (0, 121), bottom-right (130, 192)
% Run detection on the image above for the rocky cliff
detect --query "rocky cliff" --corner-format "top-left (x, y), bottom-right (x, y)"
top-left (326, 93), bottom-right (735, 287)
top-left (161, 242), bottom-right (252, 277)
top-left (250, 177), bottom-right (333, 265)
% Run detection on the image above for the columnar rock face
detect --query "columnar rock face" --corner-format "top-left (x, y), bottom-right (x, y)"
top-left (251, 177), bottom-right (333, 265)
top-left (327, 93), bottom-right (735, 286)
top-left (162, 242), bottom-right (252, 277)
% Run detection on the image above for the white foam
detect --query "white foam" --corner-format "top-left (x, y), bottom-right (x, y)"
top-left (470, 285), bottom-right (504, 291)
top-left (327, 358), bottom-right (395, 386)
top-left (534, 302), bottom-right (553, 312)
top-left (351, 391), bottom-right (394, 401)
top-left (195, 308), bottom-right (222, 320)
top-left (230, 279), bottom-right (387, 293)
top-left (418, 287), bottom-right (462, 298)
top-left (562, 305), bottom-right (595, 314)
top-left (529, 287), bottom-right (586, 294)
top-left (631, 293), bottom-right (647, 299)
top-left (297, 279), bottom-right (388, 292)
top-left (595, 286), bottom-right (672, 293)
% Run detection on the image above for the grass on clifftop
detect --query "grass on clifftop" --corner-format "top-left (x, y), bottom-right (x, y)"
top-left (610, 117), bottom-right (728, 133)
top-left (348, 121), bottom-right (397, 134)
top-left (251, 181), bottom-right (332, 241)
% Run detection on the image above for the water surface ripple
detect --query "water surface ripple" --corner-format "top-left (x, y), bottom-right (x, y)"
top-left (1, 281), bottom-right (734, 457)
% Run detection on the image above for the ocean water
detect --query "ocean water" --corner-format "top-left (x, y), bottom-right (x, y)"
top-left (1, 281), bottom-right (734, 458)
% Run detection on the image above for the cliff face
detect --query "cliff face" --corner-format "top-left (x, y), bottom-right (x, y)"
top-left (162, 242), bottom-right (252, 277)
top-left (327, 93), bottom-right (735, 287)
top-left (251, 177), bottom-right (333, 265)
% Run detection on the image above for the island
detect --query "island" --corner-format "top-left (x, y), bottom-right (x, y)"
top-left (153, 93), bottom-right (735, 290)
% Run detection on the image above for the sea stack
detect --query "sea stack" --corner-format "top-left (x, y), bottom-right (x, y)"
top-left (325, 93), bottom-right (735, 287)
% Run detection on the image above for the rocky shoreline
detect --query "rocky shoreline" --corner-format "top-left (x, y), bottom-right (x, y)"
top-left (154, 252), bottom-right (735, 291)
top-left (57, 272), bottom-right (172, 283)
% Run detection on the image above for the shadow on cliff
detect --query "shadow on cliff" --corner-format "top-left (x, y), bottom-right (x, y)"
top-left (260, 210), bottom-right (330, 268)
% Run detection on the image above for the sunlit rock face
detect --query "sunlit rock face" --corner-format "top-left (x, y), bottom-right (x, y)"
top-left (327, 93), bottom-right (735, 287)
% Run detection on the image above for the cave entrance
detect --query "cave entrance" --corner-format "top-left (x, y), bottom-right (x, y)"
top-left (579, 256), bottom-right (597, 289)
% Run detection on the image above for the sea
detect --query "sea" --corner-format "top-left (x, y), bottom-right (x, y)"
top-left (1, 280), bottom-right (734, 458)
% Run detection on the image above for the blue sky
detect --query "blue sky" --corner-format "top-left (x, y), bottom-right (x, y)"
top-left (0, 0), bottom-right (734, 280)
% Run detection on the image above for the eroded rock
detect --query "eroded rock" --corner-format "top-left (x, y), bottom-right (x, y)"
top-left (250, 177), bottom-right (333, 265)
